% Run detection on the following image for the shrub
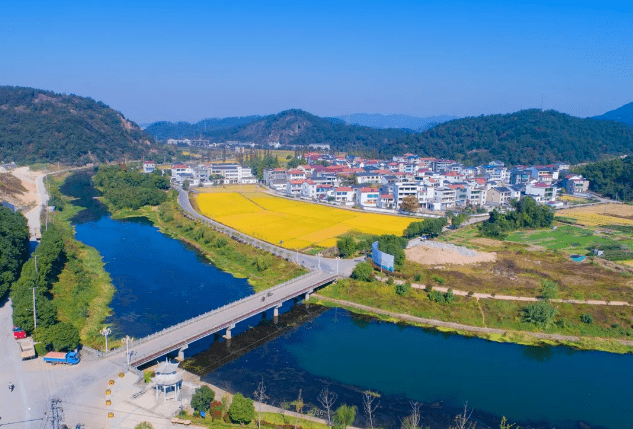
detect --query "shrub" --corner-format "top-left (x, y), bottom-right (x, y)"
top-left (467, 291), bottom-right (474, 297)
top-left (386, 277), bottom-right (394, 285)
top-left (351, 262), bottom-right (374, 282)
top-left (413, 273), bottom-right (422, 282)
top-left (445, 289), bottom-right (455, 304)
top-left (395, 282), bottom-right (410, 296)
top-left (34, 342), bottom-right (48, 357)
top-left (426, 284), bottom-right (433, 292)
top-left (580, 313), bottom-right (594, 324)
top-left (540, 280), bottom-right (559, 300)
top-left (522, 301), bottom-right (557, 328)
top-left (215, 238), bottom-right (227, 248)
top-left (134, 423), bottom-right (154, 429)
top-left (143, 370), bottom-right (155, 384)
top-left (431, 275), bottom-right (446, 285)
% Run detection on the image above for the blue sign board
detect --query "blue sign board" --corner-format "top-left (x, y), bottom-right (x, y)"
top-left (371, 241), bottom-right (395, 272)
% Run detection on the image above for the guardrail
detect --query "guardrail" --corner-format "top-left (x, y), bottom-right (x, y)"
top-left (128, 273), bottom-right (338, 366)
top-left (100, 271), bottom-right (322, 359)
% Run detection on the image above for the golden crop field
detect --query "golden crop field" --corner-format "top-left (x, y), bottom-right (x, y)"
top-left (195, 187), bottom-right (413, 250)
top-left (557, 204), bottom-right (633, 227)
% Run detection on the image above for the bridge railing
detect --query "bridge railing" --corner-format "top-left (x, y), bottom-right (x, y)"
top-left (128, 273), bottom-right (338, 366)
top-left (100, 271), bottom-right (321, 358)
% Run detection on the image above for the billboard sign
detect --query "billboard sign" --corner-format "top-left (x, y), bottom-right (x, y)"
top-left (371, 241), bottom-right (395, 272)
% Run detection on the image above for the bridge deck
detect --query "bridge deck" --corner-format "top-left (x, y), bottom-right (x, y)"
top-left (104, 271), bottom-right (337, 367)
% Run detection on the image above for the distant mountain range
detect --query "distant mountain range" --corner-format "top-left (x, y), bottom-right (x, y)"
top-left (143, 108), bottom-right (633, 165)
top-left (0, 86), bottom-right (153, 164)
top-left (591, 102), bottom-right (633, 128)
top-left (331, 113), bottom-right (459, 131)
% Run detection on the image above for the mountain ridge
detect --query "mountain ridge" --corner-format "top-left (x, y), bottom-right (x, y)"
top-left (0, 86), bottom-right (153, 164)
top-left (592, 102), bottom-right (633, 128)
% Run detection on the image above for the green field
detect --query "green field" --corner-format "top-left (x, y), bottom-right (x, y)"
top-left (505, 225), bottom-right (633, 256)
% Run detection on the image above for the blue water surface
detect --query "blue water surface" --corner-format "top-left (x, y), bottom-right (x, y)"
top-left (204, 309), bottom-right (632, 429)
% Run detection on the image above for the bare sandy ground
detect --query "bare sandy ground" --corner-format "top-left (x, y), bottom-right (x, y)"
top-left (405, 243), bottom-right (496, 265)
top-left (9, 167), bottom-right (43, 208)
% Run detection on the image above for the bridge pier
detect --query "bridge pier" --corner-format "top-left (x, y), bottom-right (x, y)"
top-left (223, 324), bottom-right (236, 340)
top-left (305, 292), bottom-right (311, 301)
top-left (176, 344), bottom-right (188, 362)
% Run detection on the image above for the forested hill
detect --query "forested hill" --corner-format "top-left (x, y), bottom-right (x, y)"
top-left (196, 109), bottom-right (410, 152)
top-left (0, 86), bottom-right (153, 164)
top-left (145, 115), bottom-right (263, 139)
top-left (592, 102), bottom-right (633, 128)
top-left (574, 156), bottom-right (633, 201)
top-left (395, 109), bottom-right (633, 165)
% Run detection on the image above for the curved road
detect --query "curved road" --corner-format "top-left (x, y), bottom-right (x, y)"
top-left (176, 187), bottom-right (363, 277)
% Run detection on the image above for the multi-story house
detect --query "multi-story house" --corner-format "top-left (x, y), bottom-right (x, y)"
top-left (525, 182), bottom-right (557, 203)
top-left (334, 187), bottom-right (355, 203)
top-left (209, 164), bottom-right (256, 184)
top-left (287, 179), bottom-right (305, 196)
top-left (563, 174), bottom-right (590, 194)
top-left (487, 186), bottom-right (513, 205)
top-left (432, 186), bottom-right (457, 210)
top-left (355, 188), bottom-right (380, 208)
top-left (143, 161), bottom-right (156, 173)
top-left (356, 172), bottom-right (383, 184)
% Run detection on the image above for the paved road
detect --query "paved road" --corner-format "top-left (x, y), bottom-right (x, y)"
top-left (0, 298), bottom-right (124, 428)
top-left (109, 270), bottom-right (337, 367)
top-left (176, 186), bottom-right (363, 277)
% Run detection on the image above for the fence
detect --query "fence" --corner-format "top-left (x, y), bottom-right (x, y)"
top-left (98, 271), bottom-right (321, 359)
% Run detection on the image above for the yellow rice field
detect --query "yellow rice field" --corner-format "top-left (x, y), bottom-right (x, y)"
top-left (195, 186), bottom-right (413, 250)
top-left (557, 204), bottom-right (633, 227)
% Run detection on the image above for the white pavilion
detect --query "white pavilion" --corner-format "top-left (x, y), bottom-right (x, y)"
top-left (150, 359), bottom-right (183, 401)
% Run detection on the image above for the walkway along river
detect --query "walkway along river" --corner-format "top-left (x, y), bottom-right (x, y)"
top-left (62, 172), bottom-right (632, 429)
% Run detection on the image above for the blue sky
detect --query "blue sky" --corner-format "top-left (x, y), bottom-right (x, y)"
top-left (1, 1), bottom-right (631, 123)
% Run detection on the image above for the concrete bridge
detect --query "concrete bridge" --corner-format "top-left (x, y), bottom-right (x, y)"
top-left (102, 270), bottom-right (338, 367)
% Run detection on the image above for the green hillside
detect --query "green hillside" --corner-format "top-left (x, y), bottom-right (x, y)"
top-left (145, 115), bottom-right (262, 140)
top-left (0, 86), bottom-right (153, 164)
top-left (396, 109), bottom-right (633, 165)
top-left (574, 156), bottom-right (633, 201)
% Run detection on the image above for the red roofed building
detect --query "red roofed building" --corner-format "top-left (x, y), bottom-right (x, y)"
top-left (287, 179), bottom-right (305, 196)
top-left (335, 187), bottom-right (355, 203)
top-left (355, 187), bottom-right (380, 208)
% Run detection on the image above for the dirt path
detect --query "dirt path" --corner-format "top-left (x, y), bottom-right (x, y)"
top-left (376, 276), bottom-right (631, 307)
top-left (313, 294), bottom-right (633, 347)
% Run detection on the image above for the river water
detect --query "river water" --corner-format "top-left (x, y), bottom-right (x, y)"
top-left (62, 172), bottom-right (631, 429)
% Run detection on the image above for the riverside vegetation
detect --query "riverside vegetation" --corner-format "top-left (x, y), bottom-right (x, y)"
top-left (92, 166), bottom-right (306, 292)
top-left (11, 172), bottom-right (116, 351)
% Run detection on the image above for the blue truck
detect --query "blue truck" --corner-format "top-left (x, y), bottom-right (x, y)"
top-left (43, 351), bottom-right (81, 365)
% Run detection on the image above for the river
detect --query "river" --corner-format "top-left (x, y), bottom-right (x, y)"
top-left (62, 172), bottom-right (631, 429)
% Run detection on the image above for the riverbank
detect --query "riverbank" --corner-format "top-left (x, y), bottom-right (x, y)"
top-left (104, 191), bottom-right (307, 292)
top-left (313, 279), bottom-right (633, 354)
top-left (46, 173), bottom-right (116, 348)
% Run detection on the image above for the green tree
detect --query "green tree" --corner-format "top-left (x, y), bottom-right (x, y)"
top-left (523, 301), bottom-right (557, 328)
top-left (50, 322), bottom-right (80, 351)
top-left (351, 262), bottom-right (374, 282)
top-left (334, 404), bottom-right (357, 429)
top-left (191, 385), bottom-right (215, 414)
top-left (0, 206), bottom-right (30, 299)
top-left (337, 236), bottom-right (356, 258)
top-left (229, 393), bottom-right (255, 425)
